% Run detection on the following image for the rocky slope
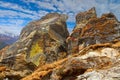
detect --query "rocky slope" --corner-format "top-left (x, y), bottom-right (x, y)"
top-left (22, 40), bottom-right (120, 80)
top-left (0, 7), bottom-right (120, 80)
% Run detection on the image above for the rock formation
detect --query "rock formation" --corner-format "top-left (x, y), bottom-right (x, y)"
top-left (22, 8), bottom-right (120, 80)
top-left (2, 13), bottom-right (69, 66)
top-left (0, 7), bottom-right (120, 80)
top-left (67, 7), bottom-right (120, 54)
top-left (0, 13), bottom-right (69, 79)
top-left (22, 40), bottom-right (120, 80)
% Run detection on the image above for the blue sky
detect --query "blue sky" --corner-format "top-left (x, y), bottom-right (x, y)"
top-left (0, 0), bottom-right (120, 35)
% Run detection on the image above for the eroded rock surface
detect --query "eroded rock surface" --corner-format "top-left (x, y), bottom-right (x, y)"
top-left (0, 13), bottom-right (69, 79)
top-left (22, 41), bottom-right (120, 80)
top-left (67, 7), bottom-right (120, 54)
top-left (22, 8), bottom-right (120, 80)
top-left (2, 13), bottom-right (69, 66)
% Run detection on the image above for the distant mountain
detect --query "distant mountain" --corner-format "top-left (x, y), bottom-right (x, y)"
top-left (0, 34), bottom-right (18, 44)
top-left (0, 28), bottom-right (19, 49)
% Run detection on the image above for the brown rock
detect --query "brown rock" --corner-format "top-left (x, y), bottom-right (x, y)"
top-left (1, 13), bottom-right (69, 66)
top-left (0, 13), bottom-right (69, 79)
top-left (0, 46), bottom-right (9, 61)
top-left (22, 41), bottom-right (120, 80)
top-left (67, 7), bottom-right (120, 54)
top-left (75, 7), bottom-right (97, 29)
top-left (0, 66), bottom-right (6, 71)
top-left (80, 12), bottom-right (120, 47)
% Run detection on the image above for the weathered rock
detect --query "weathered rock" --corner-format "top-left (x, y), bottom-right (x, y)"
top-left (67, 7), bottom-right (97, 53)
top-left (80, 13), bottom-right (120, 47)
top-left (0, 46), bottom-right (9, 61)
top-left (0, 53), bottom-right (36, 79)
top-left (1, 13), bottom-right (69, 66)
top-left (0, 13), bottom-right (69, 79)
top-left (21, 9), bottom-right (120, 80)
top-left (77, 61), bottom-right (120, 80)
top-left (22, 40), bottom-right (120, 80)
top-left (75, 7), bottom-right (97, 29)
top-left (67, 7), bottom-right (120, 54)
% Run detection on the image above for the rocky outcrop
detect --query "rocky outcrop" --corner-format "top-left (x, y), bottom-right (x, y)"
top-left (1, 13), bottom-right (69, 66)
top-left (79, 13), bottom-right (120, 47)
top-left (75, 7), bottom-right (97, 29)
top-left (67, 7), bottom-right (120, 54)
top-left (22, 40), bottom-right (120, 80)
top-left (0, 13), bottom-right (69, 79)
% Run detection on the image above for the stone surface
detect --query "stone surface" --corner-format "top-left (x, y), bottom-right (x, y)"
top-left (0, 13), bottom-right (69, 79)
top-left (22, 8), bottom-right (120, 80)
top-left (1, 13), bottom-right (69, 66)
top-left (75, 7), bottom-right (97, 29)
top-left (22, 40), bottom-right (120, 80)
top-left (0, 46), bottom-right (9, 61)
top-left (80, 13), bottom-right (120, 47)
top-left (67, 7), bottom-right (120, 54)
top-left (0, 53), bottom-right (36, 80)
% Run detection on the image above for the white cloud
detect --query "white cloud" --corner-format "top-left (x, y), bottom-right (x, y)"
top-left (0, 1), bottom-right (36, 15)
top-left (0, 9), bottom-right (49, 20)
top-left (1, 0), bottom-right (120, 35)
top-left (0, 25), bottom-right (22, 35)
top-left (0, 10), bottom-right (35, 19)
top-left (23, 0), bottom-right (56, 11)
top-left (37, 1), bottom-right (56, 11)
top-left (0, 19), bottom-right (25, 34)
top-left (37, 10), bottom-right (49, 18)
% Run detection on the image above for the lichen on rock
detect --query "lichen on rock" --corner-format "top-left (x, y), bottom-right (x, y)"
top-left (0, 13), bottom-right (69, 79)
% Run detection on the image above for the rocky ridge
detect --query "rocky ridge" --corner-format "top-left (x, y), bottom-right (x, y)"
top-left (0, 7), bottom-right (120, 80)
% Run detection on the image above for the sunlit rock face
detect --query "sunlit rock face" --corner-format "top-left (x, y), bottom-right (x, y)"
top-left (0, 13), bottom-right (69, 79)
top-left (2, 13), bottom-right (69, 66)
top-left (67, 7), bottom-right (120, 54)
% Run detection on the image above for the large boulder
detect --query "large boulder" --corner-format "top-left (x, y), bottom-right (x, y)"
top-left (2, 13), bottom-right (69, 66)
top-left (0, 13), bottom-right (69, 79)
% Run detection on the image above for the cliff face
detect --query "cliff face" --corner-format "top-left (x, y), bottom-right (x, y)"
top-left (0, 7), bottom-right (120, 80)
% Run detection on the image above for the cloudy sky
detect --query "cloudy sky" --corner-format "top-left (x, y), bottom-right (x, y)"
top-left (0, 0), bottom-right (120, 35)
